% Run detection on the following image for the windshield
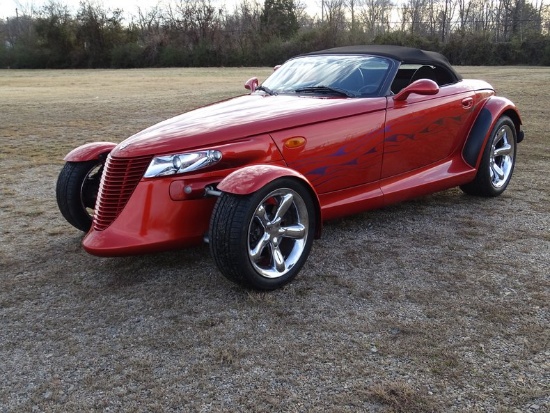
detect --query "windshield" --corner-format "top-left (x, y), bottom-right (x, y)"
top-left (260, 54), bottom-right (392, 97)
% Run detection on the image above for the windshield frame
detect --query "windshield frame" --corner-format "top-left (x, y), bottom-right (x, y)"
top-left (259, 54), bottom-right (398, 98)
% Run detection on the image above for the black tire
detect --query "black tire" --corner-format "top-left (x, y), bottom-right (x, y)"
top-left (56, 160), bottom-right (103, 232)
top-left (460, 116), bottom-right (517, 197)
top-left (209, 178), bottom-right (316, 290)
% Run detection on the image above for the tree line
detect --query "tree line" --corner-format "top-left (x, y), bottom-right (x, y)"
top-left (1, 0), bottom-right (549, 69)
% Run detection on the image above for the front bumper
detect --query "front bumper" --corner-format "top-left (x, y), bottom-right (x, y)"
top-left (83, 179), bottom-right (216, 256)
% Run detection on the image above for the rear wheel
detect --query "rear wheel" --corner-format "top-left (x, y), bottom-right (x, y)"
top-left (56, 160), bottom-right (103, 232)
top-left (460, 116), bottom-right (517, 197)
top-left (209, 178), bottom-right (316, 290)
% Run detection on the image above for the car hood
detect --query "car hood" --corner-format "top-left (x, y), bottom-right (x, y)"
top-left (111, 94), bottom-right (387, 158)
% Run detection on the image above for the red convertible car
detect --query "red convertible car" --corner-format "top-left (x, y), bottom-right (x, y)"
top-left (56, 45), bottom-right (523, 290)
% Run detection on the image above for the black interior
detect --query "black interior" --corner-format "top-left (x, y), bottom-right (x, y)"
top-left (391, 65), bottom-right (457, 93)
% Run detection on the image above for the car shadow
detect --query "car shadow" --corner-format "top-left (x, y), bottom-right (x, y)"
top-left (97, 244), bottom-right (213, 286)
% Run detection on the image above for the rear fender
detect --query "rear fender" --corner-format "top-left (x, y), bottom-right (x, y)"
top-left (64, 142), bottom-right (117, 162)
top-left (462, 97), bottom-right (523, 168)
top-left (217, 164), bottom-right (323, 237)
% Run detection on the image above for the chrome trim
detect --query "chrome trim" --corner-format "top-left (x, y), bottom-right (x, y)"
top-left (204, 186), bottom-right (222, 197)
top-left (489, 124), bottom-right (515, 189)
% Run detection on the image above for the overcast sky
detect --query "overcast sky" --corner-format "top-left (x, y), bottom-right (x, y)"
top-left (1, 0), bottom-right (322, 19)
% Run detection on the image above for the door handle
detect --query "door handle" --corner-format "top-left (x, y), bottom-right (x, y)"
top-left (462, 97), bottom-right (474, 109)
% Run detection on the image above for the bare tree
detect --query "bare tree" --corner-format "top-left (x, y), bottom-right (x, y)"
top-left (360, 0), bottom-right (394, 39)
top-left (347, 0), bottom-right (360, 38)
top-left (223, 0), bottom-right (263, 59)
top-left (166, 0), bottom-right (222, 48)
top-left (439, 0), bottom-right (456, 41)
top-left (133, 4), bottom-right (165, 64)
top-left (400, 0), bottom-right (429, 35)
top-left (323, 0), bottom-right (347, 29)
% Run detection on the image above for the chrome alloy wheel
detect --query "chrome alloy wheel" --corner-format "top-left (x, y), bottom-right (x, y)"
top-left (248, 188), bottom-right (309, 279)
top-left (489, 124), bottom-right (515, 189)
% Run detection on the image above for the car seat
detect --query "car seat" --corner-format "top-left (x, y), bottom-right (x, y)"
top-left (409, 65), bottom-right (438, 84)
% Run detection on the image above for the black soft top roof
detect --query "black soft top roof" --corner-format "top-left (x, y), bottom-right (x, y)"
top-left (308, 45), bottom-right (462, 81)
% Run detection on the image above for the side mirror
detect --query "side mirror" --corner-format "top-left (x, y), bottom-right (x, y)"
top-left (393, 79), bottom-right (439, 102)
top-left (244, 77), bottom-right (259, 93)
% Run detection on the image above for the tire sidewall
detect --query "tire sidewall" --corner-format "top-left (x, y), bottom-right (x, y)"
top-left (56, 160), bottom-right (102, 232)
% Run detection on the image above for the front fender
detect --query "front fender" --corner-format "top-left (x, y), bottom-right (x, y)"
top-left (217, 164), bottom-right (309, 195)
top-left (217, 164), bottom-right (323, 238)
top-left (64, 142), bottom-right (117, 162)
top-left (462, 97), bottom-right (523, 168)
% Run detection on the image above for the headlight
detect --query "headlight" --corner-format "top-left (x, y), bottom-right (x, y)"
top-left (144, 150), bottom-right (222, 178)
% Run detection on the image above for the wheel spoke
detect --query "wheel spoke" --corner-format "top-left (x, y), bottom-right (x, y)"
top-left (492, 162), bottom-right (505, 180)
top-left (272, 245), bottom-right (286, 273)
top-left (496, 128), bottom-right (506, 141)
top-left (494, 143), bottom-right (511, 157)
top-left (281, 224), bottom-right (306, 239)
top-left (250, 233), bottom-right (270, 262)
top-left (273, 194), bottom-right (294, 223)
top-left (254, 204), bottom-right (270, 226)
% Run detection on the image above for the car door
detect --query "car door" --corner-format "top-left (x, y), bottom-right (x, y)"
top-left (270, 98), bottom-right (387, 194)
top-left (382, 83), bottom-right (477, 179)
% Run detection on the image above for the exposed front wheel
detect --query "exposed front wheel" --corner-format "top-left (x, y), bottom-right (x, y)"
top-left (460, 116), bottom-right (517, 197)
top-left (209, 178), bottom-right (316, 290)
top-left (56, 160), bottom-right (103, 232)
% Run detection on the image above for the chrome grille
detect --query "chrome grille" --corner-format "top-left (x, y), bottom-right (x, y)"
top-left (93, 154), bottom-right (152, 231)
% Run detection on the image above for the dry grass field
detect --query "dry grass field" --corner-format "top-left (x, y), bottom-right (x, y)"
top-left (0, 66), bottom-right (548, 412)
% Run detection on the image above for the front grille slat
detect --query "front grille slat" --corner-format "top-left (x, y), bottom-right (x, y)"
top-left (93, 155), bottom-right (152, 231)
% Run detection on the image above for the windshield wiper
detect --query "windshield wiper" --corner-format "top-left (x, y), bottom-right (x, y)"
top-left (256, 85), bottom-right (276, 95)
top-left (294, 85), bottom-right (355, 98)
